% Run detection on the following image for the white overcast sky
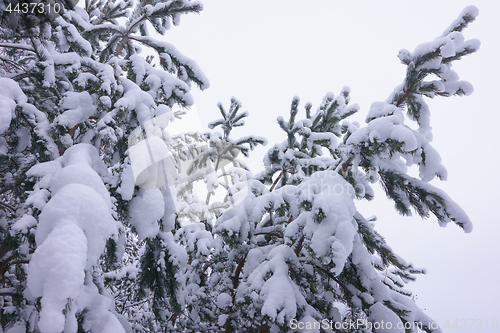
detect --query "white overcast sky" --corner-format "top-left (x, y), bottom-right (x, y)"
top-left (165, 1), bottom-right (500, 330)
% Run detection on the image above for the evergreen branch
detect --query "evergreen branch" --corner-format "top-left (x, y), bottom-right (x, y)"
top-left (84, 25), bottom-right (123, 36)
top-left (205, 153), bottom-right (222, 206)
top-left (442, 45), bottom-right (477, 64)
top-left (308, 261), bottom-right (353, 298)
top-left (294, 234), bottom-right (305, 257)
top-left (0, 56), bottom-right (25, 71)
top-left (17, 108), bottom-right (36, 134)
top-left (232, 253), bottom-right (247, 290)
top-left (0, 185), bottom-right (15, 195)
top-left (121, 296), bottom-right (153, 310)
top-left (113, 35), bottom-right (129, 57)
top-left (0, 288), bottom-right (15, 296)
top-left (269, 169), bottom-right (285, 192)
top-left (440, 6), bottom-right (478, 37)
top-left (396, 88), bottom-right (413, 108)
top-left (338, 156), bottom-right (353, 176)
top-left (0, 43), bottom-right (35, 52)
top-left (254, 231), bottom-right (282, 238)
top-left (0, 201), bottom-right (16, 212)
top-left (127, 35), bottom-right (208, 88)
top-left (111, 1), bottom-right (202, 59)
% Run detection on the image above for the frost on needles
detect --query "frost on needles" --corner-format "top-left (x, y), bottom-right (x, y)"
top-left (0, 3), bottom-right (479, 333)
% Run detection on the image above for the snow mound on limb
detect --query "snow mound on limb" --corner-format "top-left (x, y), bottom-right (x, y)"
top-left (35, 183), bottom-right (116, 267)
top-left (27, 219), bottom-right (87, 333)
top-left (297, 170), bottom-right (357, 275)
top-left (26, 144), bottom-right (120, 332)
top-left (129, 188), bottom-right (164, 239)
top-left (0, 77), bottom-right (58, 157)
top-left (50, 164), bottom-right (112, 209)
top-left (0, 77), bottom-right (27, 135)
top-left (368, 302), bottom-right (405, 333)
top-left (351, 102), bottom-right (418, 152)
top-left (348, 101), bottom-right (448, 183)
top-left (59, 143), bottom-right (109, 176)
top-left (246, 245), bottom-right (307, 324)
top-left (56, 91), bottom-right (96, 128)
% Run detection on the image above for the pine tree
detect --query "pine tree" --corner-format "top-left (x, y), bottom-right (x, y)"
top-left (195, 6), bottom-right (479, 333)
top-left (0, 2), bottom-right (480, 333)
top-left (170, 98), bottom-right (266, 331)
top-left (0, 0), bottom-right (208, 332)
